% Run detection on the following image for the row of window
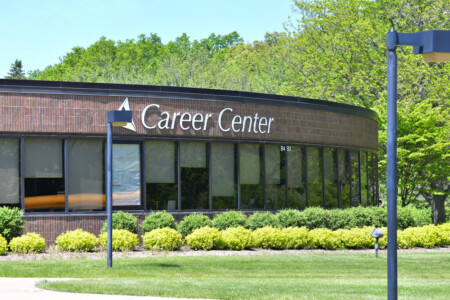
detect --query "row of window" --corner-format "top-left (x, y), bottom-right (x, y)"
top-left (0, 138), bottom-right (378, 212)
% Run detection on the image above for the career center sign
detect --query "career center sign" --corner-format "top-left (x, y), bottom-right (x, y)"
top-left (134, 103), bottom-right (275, 134)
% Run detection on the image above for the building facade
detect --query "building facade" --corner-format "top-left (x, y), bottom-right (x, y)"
top-left (0, 79), bottom-right (378, 242)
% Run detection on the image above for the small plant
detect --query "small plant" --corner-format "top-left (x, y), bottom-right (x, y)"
top-left (308, 228), bottom-right (341, 250)
top-left (141, 211), bottom-right (177, 234)
top-left (56, 229), bottom-right (99, 252)
top-left (99, 229), bottom-right (138, 251)
top-left (276, 209), bottom-right (303, 228)
top-left (212, 211), bottom-right (248, 230)
top-left (186, 226), bottom-right (220, 250)
top-left (178, 213), bottom-right (212, 237)
top-left (0, 234), bottom-right (7, 255)
top-left (0, 206), bottom-right (26, 242)
top-left (335, 227), bottom-right (374, 249)
top-left (217, 226), bottom-right (252, 250)
top-left (281, 227), bottom-right (310, 249)
top-left (247, 212), bottom-right (280, 230)
top-left (251, 226), bottom-right (285, 249)
top-left (100, 211), bottom-right (138, 234)
top-left (142, 228), bottom-right (183, 251)
top-left (9, 232), bottom-right (46, 253)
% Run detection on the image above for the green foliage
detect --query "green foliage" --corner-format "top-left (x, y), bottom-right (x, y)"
top-left (397, 224), bottom-right (450, 249)
top-left (335, 227), bottom-right (374, 249)
top-left (0, 206), bottom-right (26, 242)
top-left (141, 211), bottom-right (177, 234)
top-left (100, 211), bottom-right (138, 234)
top-left (9, 232), bottom-right (46, 253)
top-left (6, 59), bottom-right (26, 79)
top-left (348, 207), bottom-right (374, 228)
top-left (212, 211), bottom-right (248, 230)
top-left (248, 212), bottom-right (280, 230)
top-left (142, 228), bottom-right (183, 251)
top-left (217, 227), bottom-right (252, 250)
top-left (178, 213), bottom-right (212, 237)
top-left (308, 228), bottom-right (341, 250)
top-left (276, 209), bottom-right (303, 228)
top-left (298, 207), bottom-right (329, 229)
top-left (186, 226), bottom-right (220, 250)
top-left (55, 229), bottom-right (98, 252)
top-left (281, 227), bottom-right (310, 249)
top-left (251, 226), bottom-right (285, 249)
top-left (0, 234), bottom-right (7, 255)
top-left (99, 229), bottom-right (138, 251)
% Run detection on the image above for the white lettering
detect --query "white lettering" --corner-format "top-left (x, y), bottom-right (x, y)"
top-left (141, 104), bottom-right (159, 129)
top-left (180, 112), bottom-right (192, 130)
top-left (192, 113), bottom-right (204, 131)
top-left (218, 108), bottom-right (232, 132)
top-left (232, 115), bottom-right (242, 132)
top-left (158, 112), bottom-right (170, 129)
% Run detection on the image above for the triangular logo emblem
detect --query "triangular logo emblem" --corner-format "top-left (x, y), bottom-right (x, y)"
top-left (118, 98), bottom-right (136, 132)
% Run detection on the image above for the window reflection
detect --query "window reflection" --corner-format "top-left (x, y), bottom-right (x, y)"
top-left (307, 147), bottom-right (323, 207)
top-left (287, 145), bottom-right (306, 209)
top-left (351, 151), bottom-right (360, 207)
top-left (240, 144), bottom-right (263, 209)
top-left (0, 138), bottom-right (20, 207)
top-left (266, 145), bottom-right (286, 210)
top-left (211, 143), bottom-right (237, 209)
top-left (338, 149), bottom-right (351, 208)
top-left (324, 148), bottom-right (338, 208)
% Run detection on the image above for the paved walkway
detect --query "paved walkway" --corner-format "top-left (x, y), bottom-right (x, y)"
top-left (0, 277), bottom-right (206, 300)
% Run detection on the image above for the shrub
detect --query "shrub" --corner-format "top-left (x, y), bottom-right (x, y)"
top-left (281, 227), bottom-right (310, 249)
top-left (370, 208), bottom-right (388, 228)
top-left (327, 209), bottom-right (353, 230)
top-left (141, 211), bottom-right (177, 234)
top-left (9, 232), bottom-right (46, 253)
top-left (0, 206), bottom-right (26, 242)
top-left (55, 229), bottom-right (98, 252)
top-left (348, 207), bottom-right (374, 228)
top-left (248, 212), bottom-right (280, 230)
top-left (186, 226), bottom-right (220, 250)
top-left (142, 228), bottom-right (183, 251)
top-left (251, 226), bottom-right (285, 249)
top-left (0, 234), bottom-right (7, 255)
top-left (335, 227), bottom-right (374, 249)
top-left (217, 227), bottom-right (252, 250)
top-left (398, 206), bottom-right (432, 228)
top-left (100, 211), bottom-right (138, 234)
top-left (276, 209), bottom-right (303, 228)
top-left (308, 228), bottom-right (341, 250)
top-left (212, 211), bottom-right (248, 230)
top-left (298, 207), bottom-right (329, 229)
top-left (437, 223), bottom-right (450, 245)
top-left (99, 229), bottom-right (138, 251)
top-left (178, 213), bottom-right (212, 237)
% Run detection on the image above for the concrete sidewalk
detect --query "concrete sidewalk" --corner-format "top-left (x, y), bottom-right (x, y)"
top-left (0, 277), bottom-right (206, 300)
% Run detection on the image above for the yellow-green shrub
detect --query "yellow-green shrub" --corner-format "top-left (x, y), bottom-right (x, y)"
top-left (56, 229), bottom-right (98, 252)
top-left (218, 227), bottom-right (252, 250)
top-left (0, 234), bottom-right (7, 255)
top-left (281, 227), bottom-right (310, 249)
top-left (398, 225), bottom-right (443, 249)
top-left (142, 227), bottom-right (183, 251)
top-left (9, 232), bottom-right (46, 253)
top-left (99, 229), bottom-right (138, 251)
top-left (186, 226), bottom-right (220, 250)
top-left (251, 226), bottom-right (285, 249)
top-left (437, 223), bottom-right (450, 245)
top-left (336, 227), bottom-right (374, 249)
top-left (308, 228), bottom-right (341, 250)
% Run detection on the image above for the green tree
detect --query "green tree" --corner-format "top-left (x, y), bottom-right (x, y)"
top-left (6, 59), bottom-right (26, 79)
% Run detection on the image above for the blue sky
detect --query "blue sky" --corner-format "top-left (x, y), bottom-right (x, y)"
top-left (0, 0), bottom-right (294, 78)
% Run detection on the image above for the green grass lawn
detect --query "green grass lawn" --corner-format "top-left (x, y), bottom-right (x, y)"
top-left (0, 252), bottom-right (449, 299)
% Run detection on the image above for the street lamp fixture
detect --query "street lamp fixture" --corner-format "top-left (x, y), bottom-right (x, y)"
top-left (106, 110), bottom-right (132, 268)
top-left (386, 29), bottom-right (450, 299)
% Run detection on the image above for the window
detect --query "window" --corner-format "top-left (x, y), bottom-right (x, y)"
top-left (0, 138), bottom-right (20, 207)
top-left (307, 147), bottom-right (323, 207)
top-left (68, 139), bottom-right (104, 211)
top-left (338, 149), bottom-right (351, 208)
top-left (266, 145), bottom-right (286, 210)
top-left (351, 151), bottom-right (360, 207)
top-left (211, 143), bottom-right (237, 209)
top-left (181, 142), bottom-right (209, 210)
top-left (287, 145), bottom-right (306, 209)
top-left (324, 148), bottom-right (338, 208)
top-left (240, 144), bottom-right (263, 209)
top-left (24, 138), bottom-right (64, 212)
top-left (146, 141), bottom-right (178, 211)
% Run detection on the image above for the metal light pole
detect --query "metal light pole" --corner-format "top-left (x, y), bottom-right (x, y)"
top-left (106, 110), bottom-right (132, 268)
top-left (386, 29), bottom-right (450, 299)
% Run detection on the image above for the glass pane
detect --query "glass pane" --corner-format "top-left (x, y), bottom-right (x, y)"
top-left (0, 139), bottom-right (20, 205)
top-left (240, 144), bottom-right (263, 209)
top-left (146, 141), bottom-right (178, 211)
top-left (338, 149), bottom-right (351, 208)
top-left (181, 142), bottom-right (209, 210)
top-left (324, 148), bottom-right (338, 209)
top-left (307, 147), bottom-right (323, 207)
top-left (368, 153), bottom-right (374, 206)
top-left (24, 138), bottom-right (64, 212)
top-left (288, 145), bottom-right (306, 209)
top-left (360, 152), bottom-right (368, 206)
top-left (351, 151), bottom-right (360, 206)
top-left (265, 145), bottom-right (286, 210)
top-left (112, 144), bottom-right (141, 206)
top-left (24, 138), bottom-right (63, 178)
top-left (212, 143), bottom-right (237, 209)
top-left (68, 140), bottom-right (104, 211)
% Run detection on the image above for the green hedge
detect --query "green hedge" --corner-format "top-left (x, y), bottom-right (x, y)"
top-left (100, 211), bottom-right (138, 234)
top-left (0, 206), bottom-right (26, 242)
